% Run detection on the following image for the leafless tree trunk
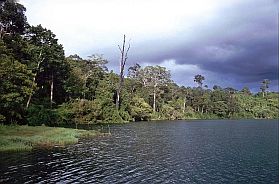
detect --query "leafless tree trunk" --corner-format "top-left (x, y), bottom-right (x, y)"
top-left (50, 73), bottom-right (54, 108)
top-left (183, 96), bottom-right (186, 113)
top-left (116, 34), bottom-right (130, 109)
top-left (82, 73), bottom-right (92, 100)
top-left (26, 50), bottom-right (44, 109)
top-left (0, 25), bottom-right (4, 39)
top-left (153, 87), bottom-right (156, 113)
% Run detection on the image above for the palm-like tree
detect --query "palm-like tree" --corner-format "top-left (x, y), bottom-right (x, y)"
top-left (194, 74), bottom-right (205, 88)
top-left (260, 79), bottom-right (270, 97)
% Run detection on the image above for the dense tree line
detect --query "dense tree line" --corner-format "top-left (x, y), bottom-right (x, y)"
top-left (0, 0), bottom-right (278, 125)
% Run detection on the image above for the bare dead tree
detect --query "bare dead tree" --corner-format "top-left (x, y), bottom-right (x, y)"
top-left (116, 34), bottom-right (130, 109)
top-left (50, 72), bottom-right (54, 108)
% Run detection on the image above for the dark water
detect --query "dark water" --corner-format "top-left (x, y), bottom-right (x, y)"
top-left (0, 120), bottom-right (278, 183)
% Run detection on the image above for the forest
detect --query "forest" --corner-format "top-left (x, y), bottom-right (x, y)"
top-left (1, 0), bottom-right (278, 126)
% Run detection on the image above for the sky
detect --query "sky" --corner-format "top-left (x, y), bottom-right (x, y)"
top-left (20, 0), bottom-right (278, 92)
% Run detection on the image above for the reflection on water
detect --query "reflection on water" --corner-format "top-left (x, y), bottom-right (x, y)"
top-left (0, 120), bottom-right (278, 183)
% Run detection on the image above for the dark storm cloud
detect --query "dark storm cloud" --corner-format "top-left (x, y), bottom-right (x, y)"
top-left (189, 25), bottom-right (277, 82)
top-left (126, 0), bottom-right (278, 91)
top-left (21, 0), bottom-right (277, 91)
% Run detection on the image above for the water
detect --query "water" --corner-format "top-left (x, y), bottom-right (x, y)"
top-left (0, 120), bottom-right (278, 183)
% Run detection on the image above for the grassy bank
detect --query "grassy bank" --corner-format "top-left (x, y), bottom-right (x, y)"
top-left (0, 125), bottom-right (99, 152)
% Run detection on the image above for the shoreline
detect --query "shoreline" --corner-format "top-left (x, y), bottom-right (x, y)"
top-left (0, 125), bottom-right (100, 152)
top-left (1, 118), bottom-right (277, 152)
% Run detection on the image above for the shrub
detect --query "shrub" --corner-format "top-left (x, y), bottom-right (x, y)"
top-left (27, 105), bottom-right (57, 126)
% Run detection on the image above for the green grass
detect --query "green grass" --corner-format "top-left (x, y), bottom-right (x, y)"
top-left (0, 124), bottom-right (99, 152)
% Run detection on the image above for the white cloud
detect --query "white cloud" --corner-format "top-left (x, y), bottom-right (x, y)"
top-left (19, 0), bottom-right (277, 91)
top-left (20, 0), bottom-right (236, 56)
top-left (202, 45), bottom-right (243, 61)
top-left (160, 59), bottom-right (203, 86)
top-left (160, 59), bottom-right (199, 72)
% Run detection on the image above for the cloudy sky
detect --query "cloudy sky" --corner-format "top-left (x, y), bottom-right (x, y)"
top-left (20, 0), bottom-right (278, 92)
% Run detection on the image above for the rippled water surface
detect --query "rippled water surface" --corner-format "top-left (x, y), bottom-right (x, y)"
top-left (0, 120), bottom-right (278, 183)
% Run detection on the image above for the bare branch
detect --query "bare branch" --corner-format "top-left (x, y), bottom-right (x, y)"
top-left (118, 45), bottom-right (123, 54)
top-left (124, 43), bottom-right (130, 62)
top-left (116, 34), bottom-right (130, 109)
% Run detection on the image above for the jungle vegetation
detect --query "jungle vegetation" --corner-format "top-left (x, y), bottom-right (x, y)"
top-left (1, 0), bottom-right (278, 126)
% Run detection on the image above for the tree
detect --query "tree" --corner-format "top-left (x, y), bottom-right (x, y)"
top-left (25, 48), bottom-right (44, 108)
top-left (194, 74), bottom-right (205, 88)
top-left (180, 86), bottom-right (192, 113)
top-left (240, 86), bottom-right (252, 96)
top-left (260, 79), bottom-right (270, 97)
top-left (224, 87), bottom-right (238, 117)
top-left (0, 41), bottom-right (33, 123)
top-left (192, 87), bottom-right (204, 112)
top-left (95, 72), bottom-right (123, 123)
top-left (25, 25), bottom-right (66, 107)
top-left (64, 54), bottom-right (108, 100)
top-left (83, 55), bottom-right (108, 99)
top-left (128, 63), bottom-right (141, 79)
top-left (64, 56), bottom-right (84, 99)
top-left (0, 0), bottom-right (30, 64)
top-left (116, 34), bottom-right (130, 110)
top-left (129, 96), bottom-right (152, 121)
top-left (0, 0), bottom-right (28, 38)
top-left (209, 87), bottom-right (228, 117)
top-left (127, 63), bottom-right (141, 94)
top-left (139, 65), bottom-right (171, 112)
top-left (213, 85), bottom-right (222, 91)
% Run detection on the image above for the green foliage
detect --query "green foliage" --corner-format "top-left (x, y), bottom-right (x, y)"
top-left (0, 44), bottom-right (33, 123)
top-left (0, 0), bottom-right (28, 36)
top-left (194, 74), bottom-right (205, 88)
top-left (129, 96), bottom-right (152, 121)
top-left (160, 104), bottom-right (178, 120)
top-left (55, 99), bottom-right (102, 125)
top-left (102, 106), bottom-right (123, 123)
top-left (1, 0), bottom-right (278, 126)
top-left (260, 79), bottom-right (270, 97)
top-left (64, 55), bottom-right (108, 100)
top-left (183, 106), bottom-right (196, 119)
top-left (234, 93), bottom-right (279, 119)
top-left (0, 125), bottom-right (98, 152)
top-left (212, 101), bottom-right (228, 118)
top-left (159, 99), bottom-right (184, 120)
top-left (137, 65), bottom-right (172, 112)
top-left (63, 60), bottom-right (84, 99)
top-left (27, 105), bottom-right (57, 126)
top-left (26, 24), bottom-right (67, 105)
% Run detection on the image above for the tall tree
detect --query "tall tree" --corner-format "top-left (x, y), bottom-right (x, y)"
top-left (224, 87), bottom-right (238, 117)
top-left (260, 79), bottom-right (270, 97)
top-left (194, 74), bottom-right (205, 88)
top-left (25, 48), bottom-right (44, 108)
top-left (180, 86), bottom-right (192, 113)
top-left (0, 40), bottom-right (33, 123)
top-left (26, 25), bottom-right (66, 107)
top-left (84, 55), bottom-right (108, 100)
top-left (0, 0), bottom-right (30, 64)
top-left (64, 55), bottom-right (86, 100)
top-left (127, 63), bottom-right (141, 79)
top-left (116, 34), bottom-right (130, 109)
top-left (240, 86), bottom-right (252, 96)
top-left (139, 65), bottom-right (171, 112)
top-left (127, 63), bottom-right (141, 94)
top-left (0, 0), bottom-right (28, 38)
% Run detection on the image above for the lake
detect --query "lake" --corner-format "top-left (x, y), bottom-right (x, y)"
top-left (0, 120), bottom-right (278, 183)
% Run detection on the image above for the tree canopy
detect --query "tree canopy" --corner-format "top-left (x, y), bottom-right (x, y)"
top-left (0, 0), bottom-right (278, 125)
